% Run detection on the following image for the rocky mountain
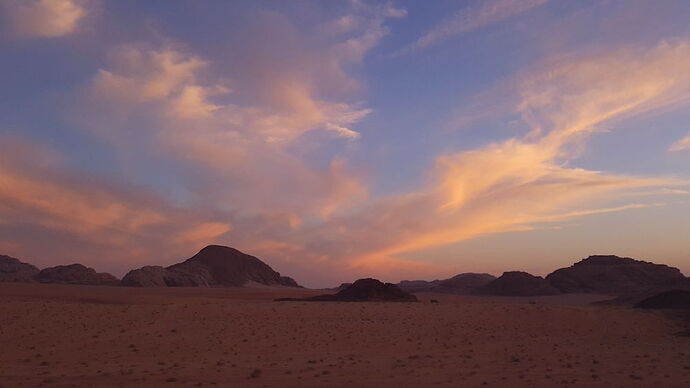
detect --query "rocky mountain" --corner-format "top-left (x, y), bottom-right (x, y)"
top-left (478, 271), bottom-right (561, 296)
top-left (277, 278), bottom-right (418, 302)
top-left (398, 273), bottom-right (496, 294)
top-left (35, 264), bottom-right (120, 286)
top-left (0, 255), bottom-right (39, 282)
top-left (546, 255), bottom-right (685, 295)
top-left (122, 245), bottom-right (300, 288)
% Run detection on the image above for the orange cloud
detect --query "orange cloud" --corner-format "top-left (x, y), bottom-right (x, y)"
top-left (305, 40), bottom-right (690, 270)
top-left (0, 136), bottom-right (231, 270)
top-left (669, 133), bottom-right (690, 152)
top-left (3, 0), bottom-right (90, 38)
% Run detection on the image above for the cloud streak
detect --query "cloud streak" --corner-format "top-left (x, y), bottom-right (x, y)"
top-left (395, 0), bottom-right (548, 55)
top-left (669, 133), bottom-right (690, 151)
top-left (0, 136), bottom-right (231, 271)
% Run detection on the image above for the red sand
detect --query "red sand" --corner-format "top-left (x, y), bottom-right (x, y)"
top-left (1, 283), bottom-right (689, 387)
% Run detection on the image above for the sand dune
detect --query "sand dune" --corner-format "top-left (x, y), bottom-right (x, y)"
top-left (1, 283), bottom-right (689, 387)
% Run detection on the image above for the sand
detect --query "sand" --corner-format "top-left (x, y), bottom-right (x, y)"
top-left (1, 283), bottom-right (689, 387)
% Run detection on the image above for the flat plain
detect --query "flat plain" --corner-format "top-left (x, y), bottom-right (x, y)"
top-left (1, 283), bottom-right (689, 387)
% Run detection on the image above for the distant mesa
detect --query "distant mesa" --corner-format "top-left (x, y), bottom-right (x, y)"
top-left (277, 278), bottom-right (418, 302)
top-left (327, 282), bottom-right (352, 291)
top-left (399, 273), bottom-right (496, 294)
top-left (634, 289), bottom-right (690, 309)
top-left (397, 279), bottom-right (441, 293)
top-left (36, 264), bottom-right (120, 286)
top-left (0, 255), bottom-right (39, 283)
top-left (122, 245), bottom-right (301, 288)
top-left (478, 271), bottom-right (561, 296)
top-left (546, 255), bottom-right (685, 295)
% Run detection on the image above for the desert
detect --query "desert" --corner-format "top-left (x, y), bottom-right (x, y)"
top-left (1, 248), bottom-right (690, 387)
top-left (3, 1), bottom-right (690, 387)
top-left (1, 283), bottom-right (689, 387)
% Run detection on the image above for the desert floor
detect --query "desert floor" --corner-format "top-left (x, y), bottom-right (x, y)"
top-left (1, 283), bottom-right (689, 387)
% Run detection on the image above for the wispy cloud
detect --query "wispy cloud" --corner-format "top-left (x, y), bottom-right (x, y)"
top-left (394, 0), bottom-right (548, 56)
top-left (2, 0), bottom-right (91, 38)
top-left (294, 40), bottom-right (690, 278)
top-left (669, 133), bottom-right (690, 151)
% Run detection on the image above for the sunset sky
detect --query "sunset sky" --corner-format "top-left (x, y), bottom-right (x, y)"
top-left (1, 0), bottom-right (689, 287)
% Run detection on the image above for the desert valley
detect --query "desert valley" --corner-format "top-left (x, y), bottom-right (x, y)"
top-left (1, 246), bottom-right (689, 387)
top-left (3, 0), bottom-right (690, 387)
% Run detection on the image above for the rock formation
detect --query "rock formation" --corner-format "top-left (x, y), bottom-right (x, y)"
top-left (0, 255), bottom-right (39, 282)
top-left (122, 245), bottom-right (300, 288)
top-left (35, 264), bottom-right (120, 286)
top-left (277, 278), bottom-right (418, 302)
top-left (478, 271), bottom-right (560, 296)
top-left (398, 273), bottom-right (496, 294)
top-left (546, 255), bottom-right (685, 294)
top-left (634, 289), bottom-right (690, 309)
top-left (398, 279), bottom-right (442, 293)
top-left (327, 282), bottom-right (353, 291)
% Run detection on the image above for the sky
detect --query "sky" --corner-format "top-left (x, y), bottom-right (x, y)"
top-left (1, 0), bottom-right (689, 288)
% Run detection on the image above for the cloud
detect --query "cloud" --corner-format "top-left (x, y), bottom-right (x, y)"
top-left (0, 136), bottom-right (231, 271)
top-left (290, 40), bottom-right (690, 274)
top-left (395, 0), bottom-right (548, 55)
top-left (669, 133), bottom-right (690, 151)
top-left (2, 0), bottom-right (90, 38)
top-left (78, 1), bottom-right (407, 221)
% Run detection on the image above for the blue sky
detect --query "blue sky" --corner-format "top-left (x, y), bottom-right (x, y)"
top-left (1, 0), bottom-right (689, 287)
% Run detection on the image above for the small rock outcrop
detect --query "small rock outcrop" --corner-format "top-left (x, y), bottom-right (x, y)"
top-left (634, 290), bottom-right (690, 309)
top-left (0, 255), bottom-right (39, 282)
top-left (546, 255), bottom-right (685, 294)
top-left (478, 271), bottom-right (560, 296)
top-left (122, 245), bottom-right (301, 288)
top-left (277, 278), bottom-right (418, 302)
top-left (36, 264), bottom-right (120, 286)
top-left (327, 282), bottom-right (353, 291)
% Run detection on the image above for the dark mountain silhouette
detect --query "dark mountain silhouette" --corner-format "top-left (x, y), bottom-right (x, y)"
top-left (277, 278), bottom-right (418, 302)
top-left (478, 271), bottom-right (561, 296)
top-left (35, 264), bottom-right (120, 285)
top-left (122, 245), bottom-right (300, 288)
top-left (546, 255), bottom-right (685, 295)
top-left (0, 255), bottom-right (39, 282)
